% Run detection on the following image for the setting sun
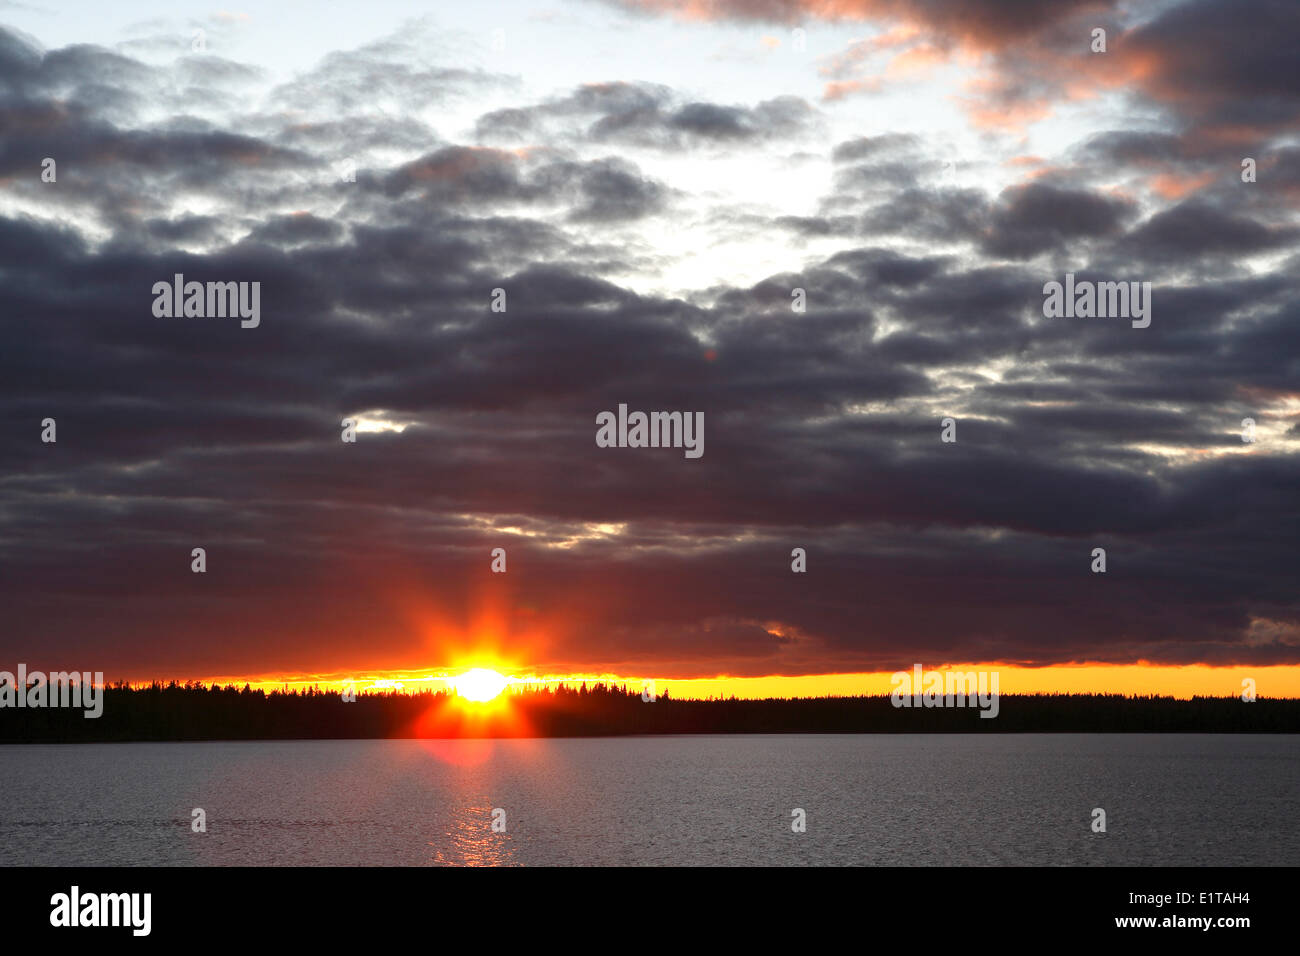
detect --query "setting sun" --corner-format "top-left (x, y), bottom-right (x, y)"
top-left (454, 668), bottom-right (509, 703)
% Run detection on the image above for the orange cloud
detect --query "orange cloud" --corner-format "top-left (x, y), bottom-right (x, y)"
top-left (1149, 170), bottom-right (1215, 200)
top-left (959, 94), bottom-right (1054, 133)
top-left (883, 42), bottom-right (946, 78)
top-left (611, 0), bottom-right (1117, 50)
top-left (822, 77), bottom-right (881, 101)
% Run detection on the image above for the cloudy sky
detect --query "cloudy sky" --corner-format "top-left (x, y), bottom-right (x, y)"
top-left (1, 0), bottom-right (1297, 695)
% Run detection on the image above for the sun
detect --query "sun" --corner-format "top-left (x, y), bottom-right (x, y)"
top-left (453, 668), bottom-right (509, 703)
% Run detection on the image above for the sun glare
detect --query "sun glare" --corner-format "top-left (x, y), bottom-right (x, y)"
top-left (454, 668), bottom-right (508, 703)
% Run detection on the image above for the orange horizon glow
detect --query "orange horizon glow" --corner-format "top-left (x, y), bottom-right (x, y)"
top-left (114, 662), bottom-right (1300, 700)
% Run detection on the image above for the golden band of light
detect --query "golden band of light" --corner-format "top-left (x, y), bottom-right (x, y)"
top-left (127, 663), bottom-right (1300, 700)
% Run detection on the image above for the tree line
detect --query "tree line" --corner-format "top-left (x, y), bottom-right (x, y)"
top-left (2, 680), bottom-right (1297, 741)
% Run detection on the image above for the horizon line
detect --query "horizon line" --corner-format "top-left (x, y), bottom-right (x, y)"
top-left (88, 662), bottom-right (1300, 701)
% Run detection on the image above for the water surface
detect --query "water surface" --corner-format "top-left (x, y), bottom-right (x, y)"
top-left (1, 734), bottom-right (1294, 865)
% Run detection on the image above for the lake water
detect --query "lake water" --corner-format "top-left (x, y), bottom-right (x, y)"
top-left (1, 734), bottom-right (1295, 866)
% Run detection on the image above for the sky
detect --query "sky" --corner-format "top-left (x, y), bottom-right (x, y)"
top-left (1, 0), bottom-right (1298, 697)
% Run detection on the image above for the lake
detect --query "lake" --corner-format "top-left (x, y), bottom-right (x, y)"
top-left (1, 734), bottom-right (1295, 866)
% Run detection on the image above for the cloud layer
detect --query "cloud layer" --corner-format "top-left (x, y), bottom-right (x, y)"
top-left (1, 3), bottom-right (1297, 680)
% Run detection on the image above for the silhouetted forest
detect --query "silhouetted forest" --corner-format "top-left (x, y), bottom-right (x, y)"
top-left (2, 681), bottom-right (1298, 741)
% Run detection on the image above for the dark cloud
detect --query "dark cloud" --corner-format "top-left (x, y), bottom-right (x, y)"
top-left (981, 183), bottom-right (1134, 259)
top-left (1124, 0), bottom-right (1300, 142)
top-left (1121, 200), bottom-right (1297, 262)
top-left (832, 133), bottom-right (922, 164)
top-left (477, 81), bottom-right (821, 149)
top-left (372, 146), bottom-right (668, 221)
top-left (1, 16), bottom-right (1298, 683)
